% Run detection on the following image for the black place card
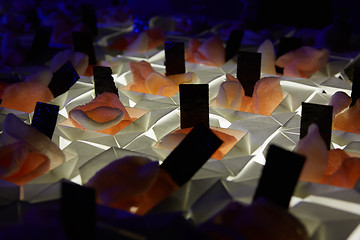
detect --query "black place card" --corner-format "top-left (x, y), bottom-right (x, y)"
top-left (72, 31), bottom-right (97, 65)
top-left (300, 102), bottom-right (333, 150)
top-left (350, 67), bottom-right (360, 107)
top-left (81, 4), bottom-right (98, 36)
top-left (48, 61), bottom-right (80, 98)
top-left (344, 58), bottom-right (360, 82)
top-left (27, 26), bottom-right (53, 62)
top-left (93, 66), bottom-right (118, 96)
top-left (31, 102), bottom-right (59, 139)
top-left (160, 123), bottom-right (222, 186)
top-left (60, 180), bottom-right (96, 240)
top-left (225, 29), bottom-right (244, 62)
top-left (276, 37), bottom-right (302, 74)
top-left (180, 84), bottom-right (209, 129)
top-left (253, 144), bottom-right (305, 209)
top-left (236, 51), bottom-right (261, 97)
top-left (164, 41), bottom-right (185, 76)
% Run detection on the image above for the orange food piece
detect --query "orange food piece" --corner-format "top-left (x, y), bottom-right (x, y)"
top-left (321, 155), bottom-right (360, 189)
top-left (1, 81), bottom-right (54, 113)
top-left (293, 124), bottom-right (328, 182)
top-left (333, 98), bottom-right (360, 134)
top-left (185, 36), bottom-right (225, 67)
top-left (328, 91), bottom-right (351, 116)
top-left (214, 75), bottom-right (283, 115)
top-left (325, 149), bottom-right (349, 176)
top-left (69, 92), bottom-right (133, 135)
top-left (275, 46), bottom-right (329, 78)
top-left (87, 156), bottom-right (178, 215)
top-left (199, 199), bottom-right (308, 240)
top-left (145, 72), bottom-right (178, 97)
top-left (294, 123), bottom-right (360, 188)
top-left (108, 28), bottom-right (165, 52)
top-left (50, 49), bottom-right (89, 76)
top-left (129, 60), bottom-right (155, 93)
top-left (157, 127), bottom-right (238, 160)
top-left (252, 77), bottom-right (284, 115)
top-left (213, 74), bottom-right (245, 111)
top-left (0, 141), bottom-right (50, 186)
top-left (128, 60), bottom-right (195, 96)
top-left (126, 168), bottom-right (178, 215)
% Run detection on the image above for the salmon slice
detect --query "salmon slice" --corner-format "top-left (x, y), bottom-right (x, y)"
top-left (129, 60), bottom-right (195, 96)
top-left (329, 91), bottom-right (352, 116)
top-left (213, 74), bottom-right (244, 111)
top-left (0, 139), bottom-right (51, 186)
top-left (275, 46), bottom-right (329, 78)
top-left (252, 77), bottom-right (283, 116)
top-left (145, 72), bottom-right (178, 96)
top-left (156, 127), bottom-right (238, 160)
top-left (293, 124), bottom-right (328, 182)
top-left (4, 152), bottom-right (50, 186)
top-left (213, 75), bottom-right (283, 115)
top-left (129, 60), bottom-right (155, 92)
top-left (333, 98), bottom-right (360, 134)
top-left (294, 123), bottom-right (360, 188)
top-left (108, 28), bottom-right (165, 52)
top-left (200, 199), bottom-right (308, 240)
top-left (2, 113), bottom-right (65, 170)
top-left (86, 156), bottom-right (178, 215)
top-left (186, 36), bottom-right (225, 67)
top-left (69, 92), bottom-right (132, 135)
top-left (1, 81), bottom-right (54, 113)
top-left (50, 49), bottom-right (89, 76)
top-left (321, 155), bottom-right (360, 188)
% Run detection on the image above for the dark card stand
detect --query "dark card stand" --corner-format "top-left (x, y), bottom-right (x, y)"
top-left (276, 37), bottom-right (302, 74)
top-left (81, 4), bottom-right (98, 36)
top-left (225, 29), bottom-right (244, 62)
top-left (93, 66), bottom-right (118, 96)
top-left (27, 26), bottom-right (53, 64)
top-left (160, 123), bottom-right (222, 186)
top-left (253, 144), bottom-right (305, 209)
top-left (300, 102), bottom-right (333, 150)
top-left (60, 180), bottom-right (96, 240)
top-left (164, 41), bottom-right (185, 76)
top-left (72, 31), bottom-right (97, 65)
top-left (180, 84), bottom-right (209, 129)
top-left (31, 102), bottom-right (59, 139)
top-left (48, 61), bottom-right (80, 98)
top-left (350, 67), bottom-right (360, 107)
top-left (236, 51), bottom-right (261, 97)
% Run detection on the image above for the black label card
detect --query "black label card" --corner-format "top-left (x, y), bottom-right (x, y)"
top-left (28, 26), bottom-right (53, 62)
top-left (165, 41), bottom-right (185, 76)
top-left (60, 180), bottom-right (96, 240)
top-left (350, 67), bottom-right (360, 107)
top-left (31, 102), bottom-right (59, 139)
top-left (225, 29), bottom-right (244, 62)
top-left (236, 51), bottom-right (261, 97)
top-left (180, 84), bottom-right (209, 129)
top-left (93, 66), bottom-right (118, 96)
top-left (72, 31), bottom-right (97, 65)
top-left (253, 144), bottom-right (305, 209)
top-left (160, 123), bottom-right (223, 186)
top-left (276, 37), bottom-right (302, 74)
top-left (48, 60), bottom-right (80, 98)
top-left (81, 4), bottom-right (98, 36)
top-left (300, 102), bottom-right (333, 150)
